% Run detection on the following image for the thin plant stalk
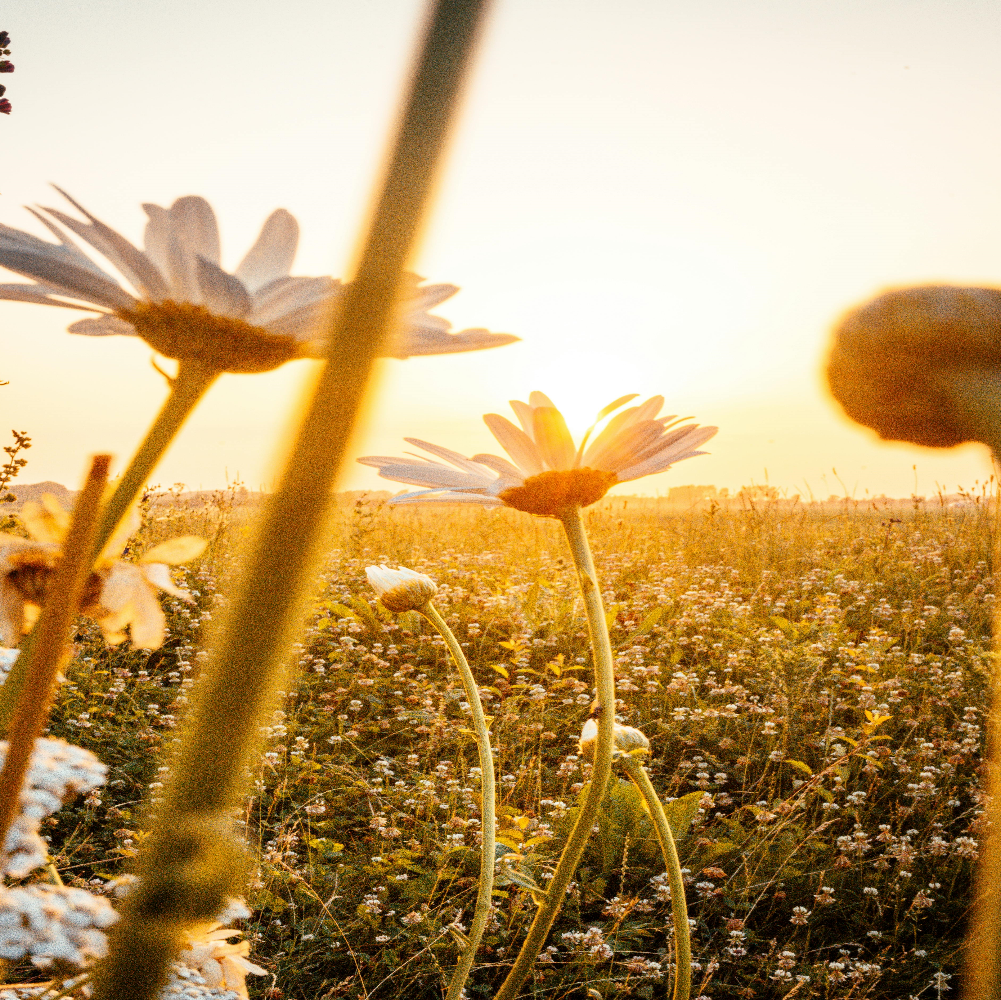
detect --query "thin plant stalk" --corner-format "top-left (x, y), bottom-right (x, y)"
top-left (0, 364), bottom-right (217, 728)
top-left (420, 601), bottom-right (495, 1000)
top-left (92, 5), bottom-right (491, 1000)
top-left (90, 360), bottom-right (218, 559)
top-left (494, 506), bottom-right (617, 1000)
top-left (618, 754), bottom-right (691, 1000)
top-left (0, 455), bottom-right (109, 855)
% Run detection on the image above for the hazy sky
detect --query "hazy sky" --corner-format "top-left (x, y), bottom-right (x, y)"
top-left (3, 0), bottom-right (1001, 498)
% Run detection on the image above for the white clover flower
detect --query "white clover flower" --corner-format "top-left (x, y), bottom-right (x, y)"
top-left (365, 565), bottom-right (438, 613)
top-left (359, 392), bottom-right (716, 517)
top-left (0, 189), bottom-right (517, 374)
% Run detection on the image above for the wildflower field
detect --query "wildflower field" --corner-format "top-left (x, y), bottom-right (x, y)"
top-left (37, 488), bottom-right (990, 999)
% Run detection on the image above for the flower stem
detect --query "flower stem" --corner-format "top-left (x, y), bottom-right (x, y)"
top-left (0, 455), bottom-right (109, 857)
top-left (493, 506), bottom-right (616, 1000)
top-left (90, 360), bottom-right (218, 561)
top-left (91, 6), bottom-right (491, 1000)
top-left (420, 601), bottom-right (495, 1000)
top-left (618, 755), bottom-right (691, 1000)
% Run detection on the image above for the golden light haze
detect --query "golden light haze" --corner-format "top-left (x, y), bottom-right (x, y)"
top-left (3, 1), bottom-right (1000, 499)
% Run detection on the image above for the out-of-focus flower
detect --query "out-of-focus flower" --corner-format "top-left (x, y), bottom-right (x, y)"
top-left (0, 62), bottom-right (12, 74)
top-left (827, 285), bottom-right (1001, 448)
top-left (0, 32), bottom-right (10, 48)
top-left (359, 392), bottom-right (716, 517)
top-left (0, 494), bottom-right (205, 648)
top-left (365, 564), bottom-right (438, 612)
top-left (0, 100), bottom-right (9, 116)
top-left (0, 191), bottom-right (517, 374)
top-left (578, 717), bottom-right (649, 761)
top-left (175, 900), bottom-right (265, 999)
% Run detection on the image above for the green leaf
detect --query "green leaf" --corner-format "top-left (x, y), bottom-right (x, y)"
top-left (628, 607), bottom-right (663, 639)
top-left (660, 790), bottom-right (703, 842)
top-left (784, 759), bottom-right (813, 776)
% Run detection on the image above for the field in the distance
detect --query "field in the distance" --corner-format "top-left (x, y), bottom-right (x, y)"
top-left (34, 490), bottom-right (992, 999)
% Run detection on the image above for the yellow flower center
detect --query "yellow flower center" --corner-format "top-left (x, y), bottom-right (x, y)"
top-left (498, 468), bottom-right (618, 517)
top-left (117, 300), bottom-right (302, 374)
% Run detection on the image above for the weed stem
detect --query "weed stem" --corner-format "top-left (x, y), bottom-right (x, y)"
top-left (421, 601), bottom-right (495, 1000)
top-left (493, 506), bottom-right (616, 1000)
top-left (618, 754), bottom-right (691, 1000)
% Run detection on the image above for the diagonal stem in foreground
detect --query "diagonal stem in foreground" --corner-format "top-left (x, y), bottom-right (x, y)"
top-left (493, 505), bottom-right (616, 1000)
top-left (91, 5), bottom-right (492, 1000)
top-left (421, 601), bottom-right (495, 1000)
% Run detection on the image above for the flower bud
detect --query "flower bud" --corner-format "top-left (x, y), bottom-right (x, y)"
top-left (0, 62), bottom-right (13, 73)
top-left (578, 717), bottom-right (650, 761)
top-left (365, 564), bottom-right (438, 613)
top-left (827, 286), bottom-right (1001, 447)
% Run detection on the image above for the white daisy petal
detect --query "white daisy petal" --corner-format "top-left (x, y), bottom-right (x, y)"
top-left (390, 327), bottom-right (519, 359)
top-left (372, 462), bottom-right (490, 491)
top-left (470, 452), bottom-right (525, 481)
top-left (528, 391), bottom-right (558, 410)
top-left (403, 437), bottom-right (491, 475)
top-left (169, 196), bottom-right (221, 266)
top-left (0, 284), bottom-right (100, 309)
top-left (140, 562), bottom-right (192, 601)
top-left (483, 414), bottom-right (545, 476)
top-left (392, 488), bottom-right (504, 506)
top-left (195, 256), bottom-right (252, 318)
top-left (44, 188), bottom-right (171, 300)
top-left (235, 209), bottom-right (299, 292)
top-left (0, 245), bottom-right (133, 310)
top-left (509, 399), bottom-right (537, 435)
top-left (68, 315), bottom-right (138, 337)
top-left (532, 406), bottom-right (577, 471)
top-left (404, 280), bottom-right (459, 312)
top-left (141, 203), bottom-right (175, 282)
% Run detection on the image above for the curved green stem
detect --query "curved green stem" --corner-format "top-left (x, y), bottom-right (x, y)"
top-left (618, 755), bottom-right (691, 1000)
top-left (91, 360), bottom-right (218, 560)
top-left (494, 506), bottom-right (616, 1000)
top-left (421, 601), bottom-right (495, 1000)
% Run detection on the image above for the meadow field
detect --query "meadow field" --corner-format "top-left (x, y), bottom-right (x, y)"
top-left (28, 486), bottom-right (991, 1000)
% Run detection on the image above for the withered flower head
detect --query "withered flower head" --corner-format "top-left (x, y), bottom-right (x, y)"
top-left (827, 285), bottom-right (1001, 448)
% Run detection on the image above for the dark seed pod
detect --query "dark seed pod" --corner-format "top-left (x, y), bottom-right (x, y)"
top-left (826, 285), bottom-right (1001, 448)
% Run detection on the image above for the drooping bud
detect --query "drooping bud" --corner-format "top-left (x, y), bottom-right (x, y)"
top-left (578, 717), bottom-right (650, 761)
top-left (827, 286), bottom-right (1001, 447)
top-left (365, 564), bottom-right (438, 613)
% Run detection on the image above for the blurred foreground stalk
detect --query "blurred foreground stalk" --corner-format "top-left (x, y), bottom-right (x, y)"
top-left (91, 3), bottom-right (491, 999)
top-left (0, 455), bottom-right (108, 855)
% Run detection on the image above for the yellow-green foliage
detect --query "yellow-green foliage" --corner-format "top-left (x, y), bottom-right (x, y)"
top-left (41, 490), bottom-right (992, 999)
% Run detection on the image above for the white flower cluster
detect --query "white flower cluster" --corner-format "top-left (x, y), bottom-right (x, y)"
top-left (1, 739), bottom-right (107, 878)
top-left (162, 964), bottom-right (244, 1000)
top-left (0, 884), bottom-right (116, 968)
top-left (0, 649), bottom-right (17, 686)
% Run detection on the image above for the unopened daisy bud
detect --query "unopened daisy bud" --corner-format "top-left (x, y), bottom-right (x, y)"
top-left (827, 286), bottom-right (1001, 448)
top-left (365, 565), bottom-right (438, 613)
top-left (578, 717), bottom-right (650, 761)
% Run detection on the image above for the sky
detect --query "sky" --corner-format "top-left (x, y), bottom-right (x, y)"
top-left (2, 0), bottom-right (1001, 499)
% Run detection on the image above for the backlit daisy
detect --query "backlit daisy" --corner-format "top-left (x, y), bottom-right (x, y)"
top-left (359, 392), bottom-right (717, 517)
top-left (0, 189), bottom-right (517, 373)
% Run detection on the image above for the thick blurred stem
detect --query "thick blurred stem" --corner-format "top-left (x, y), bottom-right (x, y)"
top-left (91, 5), bottom-right (491, 1000)
top-left (618, 755), bottom-right (691, 1000)
top-left (494, 506), bottom-right (616, 1000)
top-left (0, 456), bottom-right (108, 854)
top-left (91, 361), bottom-right (218, 560)
top-left (421, 602), bottom-right (495, 1000)
top-left (948, 376), bottom-right (1001, 1000)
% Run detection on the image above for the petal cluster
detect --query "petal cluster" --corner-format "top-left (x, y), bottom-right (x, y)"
top-left (359, 392), bottom-right (717, 515)
top-left (0, 495), bottom-right (205, 649)
top-left (0, 190), bottom-right (517, 371)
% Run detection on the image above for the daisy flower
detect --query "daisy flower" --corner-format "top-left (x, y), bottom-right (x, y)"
top-left (0, 495), bottom-right (205, 649)
top-left (0, 189), bottom-right (517, 374)
top-left (359, 392), bottom-right (717, 517)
